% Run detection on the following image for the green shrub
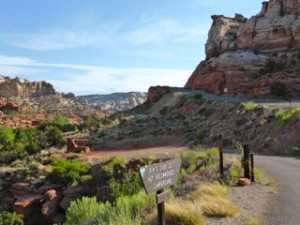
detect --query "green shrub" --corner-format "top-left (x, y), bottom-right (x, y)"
top-left (65, 191), bottom-right (155, 225)
top-left (108, 171), bottom-right (143, 198)
top-left (0, 211), bottom-right (24, 225)
top-left (270, 81), bottom-right (287, 97)
top-left (275, 108), bottom-right (300, 122)
top-left (102, 156), bottom-right (126, 176)
top-left (44, 126), bottom-right (66, 147)
top-left (241, 101), bottom-right (256, 112)
top-left (47, 158), bottom-right (88, 185)
top-left (195, 127), bottom-right (207, 144)
top-left (291, 146), bottom-right (300, 156)
top-left (253, 168), bottom-right (264, 184)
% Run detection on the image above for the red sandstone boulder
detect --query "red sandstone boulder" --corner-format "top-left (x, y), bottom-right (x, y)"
top-left (145, 86), bottom-right (171, 104)
top-left (14, 194), bottom-right (43, 213)
top-left (238, 178), bottom-right (251, 186)
top-left (10, 182), bottom-right (31, 198)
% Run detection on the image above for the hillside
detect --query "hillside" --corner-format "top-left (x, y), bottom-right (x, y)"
top-left (77, 92), bottom-right (147, 114)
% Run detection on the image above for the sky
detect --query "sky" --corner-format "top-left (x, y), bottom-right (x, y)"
top-left (0, 0), bottom-right (262, 96)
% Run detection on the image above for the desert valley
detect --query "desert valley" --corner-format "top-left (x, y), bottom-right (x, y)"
top-left (1, 0), bottom-right (300, 225)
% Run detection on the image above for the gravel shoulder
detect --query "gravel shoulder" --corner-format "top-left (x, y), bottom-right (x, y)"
top-left (205, 183), bottom-right (273, 225)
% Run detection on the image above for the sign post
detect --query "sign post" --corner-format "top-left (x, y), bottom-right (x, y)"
top-left (139, 158), bottom-right (181, 225)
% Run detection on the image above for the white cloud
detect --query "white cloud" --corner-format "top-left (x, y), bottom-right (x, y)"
top-left (122, 17), bottom-right (209, 46)
top-left (0, 55), bottom-right (191, 95)
top-left (0, 15), bottom-right (209, 51)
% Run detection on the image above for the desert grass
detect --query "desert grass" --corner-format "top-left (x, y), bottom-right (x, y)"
top-left (147, 199), bottom-right (204, 225)
top-left (185, 182), bottom-right (238, 218)
top-left (247, 216), bottom-right (260, 225)
top-left (199, 195), bottom-right (238, 217)
top-left (165, 199), bottom-right (205, 225)
top-left (193, 182), bottom-right (229, 198)
top-left (253, 168), bottom-right (264, 184)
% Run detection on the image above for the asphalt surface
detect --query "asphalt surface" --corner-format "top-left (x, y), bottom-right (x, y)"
top-left (178, 88), bottom-right (300, 108)
top-left (255, 155), bottom-right (300, 225)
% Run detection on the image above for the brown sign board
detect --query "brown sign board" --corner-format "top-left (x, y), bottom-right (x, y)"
top-left (139, 158), bottom-right (181, 194)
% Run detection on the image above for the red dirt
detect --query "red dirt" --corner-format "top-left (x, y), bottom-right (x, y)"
top-left (80, 146), bottom-right (188, 161)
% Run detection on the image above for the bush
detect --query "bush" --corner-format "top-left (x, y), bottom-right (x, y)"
top-left (275, 108), bottom-right (300, 122)
top-left (0, 211), bottom-right (24, 225)
top-left (108, 171), bottom-right (143, 198)
top-left (44, 126), bottom-right (66, 147)
top-left (270, 81), bottom-right (287, 97)
top-left (47, 158), bottom-right (88, 185)
top-left (65, 191), bottom-right (155, 225)
top-left (291, 146), bottom-right (300, 156)
top-left (241, 101), bottom-right (256, 112)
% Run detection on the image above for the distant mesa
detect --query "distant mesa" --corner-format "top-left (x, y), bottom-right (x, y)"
top-left (77, 92), bottom-right (147, 113)
top-left (185, 0), bottom-right (300, 99)
top-left (0, 75), bottom-right (56, 98)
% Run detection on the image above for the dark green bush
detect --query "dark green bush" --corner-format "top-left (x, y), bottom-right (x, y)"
top-left (44, 126), bottom-right (66, 147)
top-left (47, 158), bottom-right (88, 185)
top-left (270, 81), bottom-right (287, 97)
top-left (108, 171), bottom-right (143, 198)
top-left (0, 211), bottom-right (24, 225)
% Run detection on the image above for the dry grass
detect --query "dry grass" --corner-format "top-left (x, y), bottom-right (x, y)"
top-left (147, 199), bottom-right (205, 225)
top-left (165, 199), bottom-right (205, 225)
top-left (194, 182), bottom-right (229, 198)
top-left (184, 182), bottom-right (238, 218)
top-left (199, 195), bottom-right (238, 217)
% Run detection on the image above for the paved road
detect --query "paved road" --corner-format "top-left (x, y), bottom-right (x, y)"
top-left (175, 88), bottom-right (300, 108)
top-left (255, 155), bottom-right (300, 225)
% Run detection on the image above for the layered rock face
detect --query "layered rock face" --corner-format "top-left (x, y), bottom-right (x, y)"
top-left (77, 92), bottom-right (147, 114)
top-left (185, 0), bottom-right (300, 98)
top-left (0, 76), bottom-right (56, 98)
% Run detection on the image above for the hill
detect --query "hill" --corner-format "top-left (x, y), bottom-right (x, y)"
top-left (77, 92), bottom-right (147, 114)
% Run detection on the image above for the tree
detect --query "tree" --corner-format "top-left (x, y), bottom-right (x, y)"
top-left (45, 126), bottom-right (66, 147)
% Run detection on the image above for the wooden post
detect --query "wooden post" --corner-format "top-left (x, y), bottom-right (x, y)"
top-left (157, 189), bottom-right (165, 225)
top-left (218, 135), bottom-right (224, 177)
top-left (243, 145), bottom-right (250, 178)
top-left (250, 153), bottom-right (255, 182)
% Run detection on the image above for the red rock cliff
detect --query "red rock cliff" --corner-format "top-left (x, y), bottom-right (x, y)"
top-left (185, 0), bottom-right (300, 99)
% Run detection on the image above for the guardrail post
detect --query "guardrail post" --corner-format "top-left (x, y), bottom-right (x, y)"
top-left (218, 135), bottom-right (224, 177)
top-left (243, 145), bottom-right (250, 179)
top-left (250, 153), bottom-right (255, 182)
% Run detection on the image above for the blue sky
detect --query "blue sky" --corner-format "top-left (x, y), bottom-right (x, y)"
top-left (0, 0), bottom-right (262, 95)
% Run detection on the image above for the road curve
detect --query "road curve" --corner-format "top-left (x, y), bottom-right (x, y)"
top-left (176, 88), bottom-right (300, 108)
top-left (255, 155), bottom-right (300, 225)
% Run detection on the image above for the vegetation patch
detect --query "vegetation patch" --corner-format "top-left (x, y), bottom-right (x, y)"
top-left (275, 108), bottom-right (300, 122)
top-left (241, 101), bottom-right (256, 112)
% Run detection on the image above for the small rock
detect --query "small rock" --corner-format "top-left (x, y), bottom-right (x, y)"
top-left (238, 178), bottom-right (251, 186)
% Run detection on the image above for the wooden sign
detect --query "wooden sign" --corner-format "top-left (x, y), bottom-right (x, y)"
top-left (139, 158), bottom-right (181, 194)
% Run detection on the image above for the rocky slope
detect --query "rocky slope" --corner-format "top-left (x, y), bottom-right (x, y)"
top-left (0, 75), bottom-right (56, 97)
top-left (185, 0), bottom-right (300, 99)
top-left (77, 92), bottom-right (147, 114)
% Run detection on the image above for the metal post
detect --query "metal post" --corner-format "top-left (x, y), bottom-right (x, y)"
top-left (157, 189), bottom-right (165, 225)
top-left (218, 135), bottom-right (224, 177)
top-left (243, 145), bottom-right (250, 179)
top-left (250, 153), bottom-right (255, 182)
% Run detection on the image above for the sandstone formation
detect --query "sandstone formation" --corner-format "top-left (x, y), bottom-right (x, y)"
top-left (185, 0), bottom-right (300, 99)
top-left (77, 92), bottom-right (147, 114)
top-left (0, 75), bottom-right (56, 98)
top-left (145, 86), bottom-right (171, 104)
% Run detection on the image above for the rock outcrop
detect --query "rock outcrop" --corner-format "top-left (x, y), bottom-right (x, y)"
top-left (77, 92), bottom-right (147, 114)
top-left (185, 0), bottom-right (300, 99)
top-left (0, 76), bottom-right (56, 98)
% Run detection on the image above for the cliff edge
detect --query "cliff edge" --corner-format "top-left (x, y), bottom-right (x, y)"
top-left (185, 0), bottom-right (300, 99)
